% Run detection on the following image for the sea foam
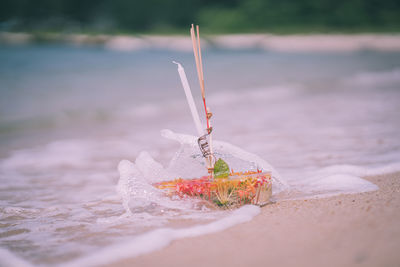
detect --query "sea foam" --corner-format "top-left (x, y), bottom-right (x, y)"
top-left (0, 248), bottom-right (32, 267)
top-left (60, 205), bottom-right (260, 267)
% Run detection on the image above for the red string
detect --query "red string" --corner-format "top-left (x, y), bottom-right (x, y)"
top-left (203, 98), bottom-right (210, 129)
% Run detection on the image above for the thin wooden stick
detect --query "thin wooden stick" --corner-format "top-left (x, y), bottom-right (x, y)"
top-left (191, 25), bottom-right (203, 97)
top-left (192, 25), bottom-right (210, 130)
top-left (196, 25), bottom-right (205, 97)
top-left (196, 25), bottom-right (210, 129)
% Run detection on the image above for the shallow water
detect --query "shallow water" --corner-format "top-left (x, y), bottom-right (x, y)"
top-left (0, 44), bottom-right (400, 265)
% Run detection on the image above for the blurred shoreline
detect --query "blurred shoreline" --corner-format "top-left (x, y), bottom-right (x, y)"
top-left (1, 32), bottom-right (400, 52)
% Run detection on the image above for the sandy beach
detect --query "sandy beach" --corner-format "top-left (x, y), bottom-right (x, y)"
top-left (1, 32), bottom-right (400, 52)
top-left (111, 172), bottom-right (400, 267)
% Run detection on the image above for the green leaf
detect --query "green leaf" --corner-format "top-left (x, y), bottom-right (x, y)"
top-left (214, 158), bottom-right (230, 178)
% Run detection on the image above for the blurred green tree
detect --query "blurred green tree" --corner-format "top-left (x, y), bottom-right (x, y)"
top-left (0, 0), bottom-right (399, 33)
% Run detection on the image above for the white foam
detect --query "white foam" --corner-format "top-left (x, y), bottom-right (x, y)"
top-left (315, 162), bottom-right (400, 178)
top-left (0, 248), bottom-right (32, 267)
top-left (0, 140), bottom-right (94, 170)
top-left (116, 158), bottom-right (204, 214)
top-left (116, 159), bottom-right (161, 213)
top-left (134, 151), bottom-right (169, 183)
top-left (278, 162), bottom-right (400, 200)
top-left (293, 174), bottom-right (378, 199)
top-left (348, 68), bottom-right (400, 87)
top-left (60, 205), bottom-right (260, 267)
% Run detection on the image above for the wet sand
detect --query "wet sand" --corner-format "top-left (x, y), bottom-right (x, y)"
top-left (110, 172), bottom-right (400, 267)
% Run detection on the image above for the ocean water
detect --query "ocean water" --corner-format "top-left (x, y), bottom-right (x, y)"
top-left (1, 44), bottom-right (400, 266)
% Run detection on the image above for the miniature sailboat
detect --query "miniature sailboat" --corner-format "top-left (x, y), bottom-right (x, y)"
top-left (156, 25), bottom-right (272, 207)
